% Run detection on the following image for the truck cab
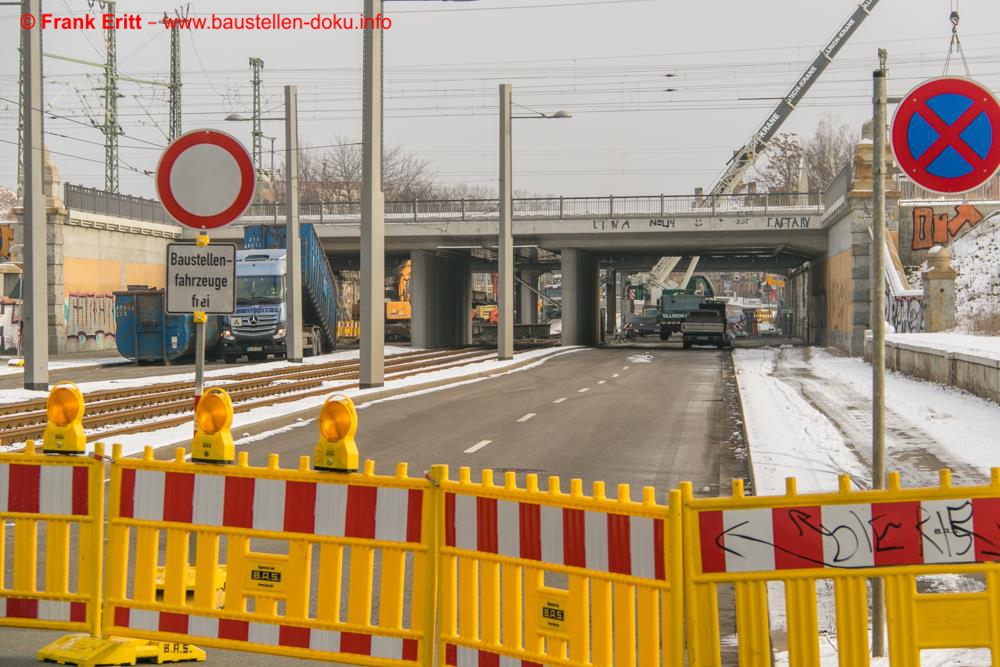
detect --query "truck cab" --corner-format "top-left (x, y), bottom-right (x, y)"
top-left (223, 247), bottom-right (332, 362)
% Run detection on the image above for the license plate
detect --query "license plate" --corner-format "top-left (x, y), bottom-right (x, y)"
top-left (247, 346), bottom-right (263, 352)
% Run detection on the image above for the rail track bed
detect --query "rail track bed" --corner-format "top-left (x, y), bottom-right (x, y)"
top-left (0, 348), bottom-right (495, 446)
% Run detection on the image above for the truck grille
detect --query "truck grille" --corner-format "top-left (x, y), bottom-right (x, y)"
top-left (234, 312), bottom-right (279, 336)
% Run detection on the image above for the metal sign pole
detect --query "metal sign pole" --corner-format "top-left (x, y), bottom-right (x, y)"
top-left (193, 233), bottom-right (209, 410)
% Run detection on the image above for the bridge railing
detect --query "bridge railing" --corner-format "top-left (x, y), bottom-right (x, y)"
top-left (64, 185), bottom-right (824, 226)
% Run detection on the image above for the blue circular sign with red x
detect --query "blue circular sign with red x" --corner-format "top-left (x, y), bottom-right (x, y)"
top-left (892, 77), bottom-right (1000, 194)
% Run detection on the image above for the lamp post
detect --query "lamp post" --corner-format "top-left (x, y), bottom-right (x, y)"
top-left (498, 84), bottom-right (571, 360)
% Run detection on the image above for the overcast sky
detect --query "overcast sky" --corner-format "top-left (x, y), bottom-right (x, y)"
top-left (1, 0), bottom-right (999, 200)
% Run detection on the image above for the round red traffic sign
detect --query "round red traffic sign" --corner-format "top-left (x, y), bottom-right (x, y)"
top-left (891, 77), bottom-right (1000, 194)
top-left (156, 129), bottom-right (256, 229)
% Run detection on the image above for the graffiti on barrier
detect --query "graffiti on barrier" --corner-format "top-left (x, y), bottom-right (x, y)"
top-left (703, 498), bottom-right (1000, 573)
top-left (885, 290), bottom-right (925, 333)
top-left (912, 204), bottom-right (983, 251)
top-left (66, 292), bottom-right (115, 344)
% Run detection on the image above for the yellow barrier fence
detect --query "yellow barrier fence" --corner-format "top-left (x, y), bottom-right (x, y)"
top-left (434, 466), bottom-right (684, 667)
top-left (338, 320), bottom-right (361, 338)
top-left (682, 470), bottom-right (1000, 667)
top-left (0, 441), bottom-right (104, 636)
top-left (103, 446), bottom-right (435, 666)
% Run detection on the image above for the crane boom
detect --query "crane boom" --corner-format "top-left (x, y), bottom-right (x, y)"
top-left (708, 0), bottom-right (880, 197)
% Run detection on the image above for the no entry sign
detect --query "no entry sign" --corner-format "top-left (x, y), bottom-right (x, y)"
top-left (156, 129), bottom-right (256, 229)
top-left (891, 77), bottom-right (1000, 194)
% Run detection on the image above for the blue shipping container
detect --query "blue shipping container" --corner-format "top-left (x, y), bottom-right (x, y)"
top-left (114, 289), bottom-right (221, 363)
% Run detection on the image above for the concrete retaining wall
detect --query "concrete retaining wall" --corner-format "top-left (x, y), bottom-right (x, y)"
top-left (864, 336), bottom-right (1000, 404)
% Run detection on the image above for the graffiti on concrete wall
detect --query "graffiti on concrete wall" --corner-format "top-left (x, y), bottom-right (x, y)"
top-left (911, 204), bottom-right (983, 251)
top-left (0, 300), bottom-right (20, 353)
top-left (65, 292), bottom-right (115, 344)
top-left (885, 291), bottom-right (925, 333)
top-left (0, 225), bottom-right (13, 260)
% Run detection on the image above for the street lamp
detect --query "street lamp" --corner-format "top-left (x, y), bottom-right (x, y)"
top-left (224, 113), bottom-right (282, 201)
top-left (498, 84), bottom-right (571, 360)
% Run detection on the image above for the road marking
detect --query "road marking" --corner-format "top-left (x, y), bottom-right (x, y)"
top-left (612, 373), bottom-right (620, 378)
top-left (464, 440), bottom-right (492, 454)
top-left (517, 413), bottom-right (536, 423)
top-left (622, 366), bottom-right (630, 370)
top-left (597, 380), bottom-right (607, 385)
top-left (578, 387), bottom-right (590, 393)
top-left (553, 397), bottom-right (567, 404)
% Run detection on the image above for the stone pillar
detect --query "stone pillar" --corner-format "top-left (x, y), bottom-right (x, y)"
top-left (922, 245), bottom-right (956, 332)
top-left (14, 148), bottom-right (68, 354)
top-left (561, 249), bottom-right (599, 346)
top-left (519, 271), bottom-right (539, 324)
top-left (605, 268), bottom-right (617, 333)
top-left (410, 250), bottom-right (472, 348)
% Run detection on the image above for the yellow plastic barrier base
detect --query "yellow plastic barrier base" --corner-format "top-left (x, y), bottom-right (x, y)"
top-left (37, 634), bottom-right (206, 666)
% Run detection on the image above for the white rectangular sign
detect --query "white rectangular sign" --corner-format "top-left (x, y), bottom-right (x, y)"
top-left (165, 243), bottom-right (237, 314)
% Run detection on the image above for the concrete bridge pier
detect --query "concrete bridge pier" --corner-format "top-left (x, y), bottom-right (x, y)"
top-left (518, 271), bottom-right (539, 324)
top-left (410, 250), bottom-right (472, 349)
top-left (560, 249), bottom-right (600, 346)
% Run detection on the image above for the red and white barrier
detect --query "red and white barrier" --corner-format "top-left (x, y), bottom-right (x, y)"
top-left (445, 644), bottom-right (540, 667)
top-left (0, 597), bottom-right (87, 623)
top-left (113, 607), bottom-right (419, 660)
top-left (698, 498), bottom-right (1000, 573)
top-left (118, 469), bottom-right (424, 542)
top-left (0, 463), bottom-right (90, 516)
top-left (445, 493), bottom-right (666, 580)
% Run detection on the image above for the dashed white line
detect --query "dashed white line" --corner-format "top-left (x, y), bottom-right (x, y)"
top-left (597, 380), bottom-right (607, 385)
top-left (553, 397), bottom-right (567, 404)
top-left (464, 440), bottom-right (492, 454)
top-left (578, 387), bottom-right (590, 393)
top-left (622, 366), bottom-right (630, 370)
top-left (612, 374), bottom-right (620, 378)
top-left (517, 413), bottom-right (536, 423)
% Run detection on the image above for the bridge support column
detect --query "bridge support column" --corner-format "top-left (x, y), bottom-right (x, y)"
top-left (519, 271), bottom-right (539, 324)
top-left (605, 269), bottom-right (617, 334)
top-left (411, 250), bottom-right (472, 349)
top-left (561, 249), bottom-right (599, 346)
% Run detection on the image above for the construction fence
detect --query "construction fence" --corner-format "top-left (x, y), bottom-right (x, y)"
top-left (5, 443), bottom-right (1000, 665)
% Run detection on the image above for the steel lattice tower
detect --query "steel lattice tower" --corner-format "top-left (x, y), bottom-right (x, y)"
top-left (249, 57), bottom-right (264, 185)
top-left (167, 7), bottom-right (187, 142)
top-left (17, 29), bottom-right (25, 200)
top-left (91, 0), bottom-right (120, 192)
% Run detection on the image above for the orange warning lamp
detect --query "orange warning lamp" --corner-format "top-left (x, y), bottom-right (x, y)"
top-left (314, 394), bottom-right (359, 473)
top-left (42, 382), bottom-right (86, 454)
top-left (191, 387), bottom-right (235, 464)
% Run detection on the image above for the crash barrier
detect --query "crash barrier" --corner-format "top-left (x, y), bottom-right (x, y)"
top-left (103, 446), bottom-right (434, 665)
top-left (435, 466), bottom-right (683, 667)
top-left (0, 441), bottom-right (104, 636)
top-left (682, 471), bottom-right (1000, 667)
top-left (338, 320), bottom-right (361, 338)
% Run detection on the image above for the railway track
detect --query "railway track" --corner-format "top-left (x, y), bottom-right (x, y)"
top-left (0, 348), bottom-right (494, 446)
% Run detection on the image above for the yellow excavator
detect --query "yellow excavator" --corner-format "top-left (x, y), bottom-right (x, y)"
top-left (385, 260), bottom-right (411, 340)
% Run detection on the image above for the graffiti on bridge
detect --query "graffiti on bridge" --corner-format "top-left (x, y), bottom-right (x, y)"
top-left (0, 225), bottom-right (13, 260)
top-left (886, 291), bottom-right (924, 333)
top-left (66, 292), bottom-right (116, 344)
top-left (702, 498), bottom-right (1000, 573)
top-left (912, 204), bottom-right (983, 251)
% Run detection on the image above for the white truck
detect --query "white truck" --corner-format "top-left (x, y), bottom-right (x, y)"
top-left (681, 309), bottom-right (729, 350)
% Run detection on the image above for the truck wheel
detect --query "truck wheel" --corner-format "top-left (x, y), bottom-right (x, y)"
top-left (223, 354), bottom-right (235, 364)
top-left (683, 340), bottom-right (691, 349)
top-left (660, 330), bottom-right (669, 341)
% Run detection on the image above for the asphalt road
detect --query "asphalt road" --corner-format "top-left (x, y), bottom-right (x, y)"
top-left (2, 344), bottom-right (740, 665)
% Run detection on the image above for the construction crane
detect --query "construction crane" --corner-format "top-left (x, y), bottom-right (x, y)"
top-left (707, 0), bottom-right (881, 197)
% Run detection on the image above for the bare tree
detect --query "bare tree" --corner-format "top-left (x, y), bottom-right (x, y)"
top-left (755, 133), bottom-right (805, 193)
top-left (0, 186), bottom-right (15, 219)
top-left (803, 114), bottom-right (857, 191)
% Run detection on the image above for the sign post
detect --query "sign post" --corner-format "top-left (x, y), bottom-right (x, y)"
top-left (156, 129), bottom-right (255, 410)
top-left (891, 76), bottom-right (1000, 194)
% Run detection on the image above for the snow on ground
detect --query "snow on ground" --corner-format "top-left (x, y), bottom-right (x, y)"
top-left (952, 211), bottom-right (1000, 330)
top-left (0, 355), bottom-right (131, 377)
top-left (0, 345), bottom-right (418, 405)
top-left (885, 331), bottom-right (1000, 361)
top-left (735, 346), bottom-right (999, 666)
top-left (50, 346), bottom-right (583, 458)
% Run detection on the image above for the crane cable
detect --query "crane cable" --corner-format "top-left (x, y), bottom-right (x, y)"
top-left (943, 1), bottom-right (972, 77)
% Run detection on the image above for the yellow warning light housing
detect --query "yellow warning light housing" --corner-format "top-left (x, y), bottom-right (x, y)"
top-left (191, 387), bottom-right (234, 464)
top-left (313, 394), bottom-right (359, 473)
top-left (42, 382), bottom-right (86, 455)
